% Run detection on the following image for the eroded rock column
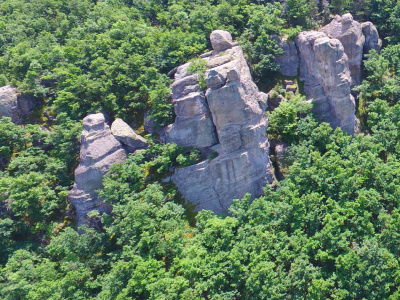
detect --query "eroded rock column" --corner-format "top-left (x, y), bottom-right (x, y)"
top-left (165, 30), bottom-right (274, 214)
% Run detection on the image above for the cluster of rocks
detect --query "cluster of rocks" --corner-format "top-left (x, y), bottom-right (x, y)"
top-left (162, 30), bottom-right (274, 214)
top-left (274, 13), bottom-right (381, 134)
top-left (0, 85), bottom-right (37, 124)
top-left (67, 15), bottom-right (382, 222)
top-left (68, 113), bottom-right (146, 226)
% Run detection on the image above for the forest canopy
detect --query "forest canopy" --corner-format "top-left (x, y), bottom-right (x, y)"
top-left (3, 0), bottom-right (400, 299)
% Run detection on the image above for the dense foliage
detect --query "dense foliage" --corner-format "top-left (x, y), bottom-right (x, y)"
top-left (4, 0), bottom-right (400, 299)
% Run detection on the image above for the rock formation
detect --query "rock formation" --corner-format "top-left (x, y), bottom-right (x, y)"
top-left (164, 30), bottom-right (274, 214)
top-left (69, 113), bottom-right (146, 226)
top-left (296, 31), bottom-right (356, 134)
top-left (0, 85), bottom-right (37, 123)
top-left (272, 35), bottom-right (299, 77)
top-left (111, 118), bottom-right (147, 151)
top-left (320, 13), bottom-right (365, 87)
top-left (272, 14), bottom-right (381, 134)
top-left (361, 21), bottom-right (382, 54)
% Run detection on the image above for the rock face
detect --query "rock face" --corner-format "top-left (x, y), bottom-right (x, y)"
top-left (361, 21), bottom-right (382, 54)
top-left (272, 15), bottom-right (380, 134)
top-left (69, 114), bottom-right (128, 226)
top-left (320, 13), bottom-right (365, 87)
top-left (165, 30), bottom-right (274, 214)
top-left (272, 35), bottom-right (299, 77)
top-left (296, 31), bottom-right (356, 134)
top-left (0, 85), bottom-right (36, 123)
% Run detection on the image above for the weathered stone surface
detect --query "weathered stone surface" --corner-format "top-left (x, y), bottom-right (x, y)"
top-left (296, 31), bottom-right (356, 134)
top-left (210, 30), bottom-right (235, 52)
top-left (69, 113), bottom-right (127, 226)
top-left (163, 90), bottom-right (218, 148)
top-left (111, 118), bottom-right (147, 151)
top-left (0, 86), bottom-right (18, 121)
top-left (361, 21), bottom-right (382, 54)
top-left (163, 56), bottom-right (219, 149)
top-left (166, 30), bottom-right (274, 214)
top-left (0, 86), bottom-right (36, 123)
top-left (320, 14), bottom-right (365, 86)
top-left (173, 147), bottom-right (273, 213)
top-left (271, 35), bottom-right (300, 77)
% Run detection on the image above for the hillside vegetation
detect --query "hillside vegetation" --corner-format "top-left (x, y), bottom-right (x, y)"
top-left (2, 0), bottom-right (400, 299)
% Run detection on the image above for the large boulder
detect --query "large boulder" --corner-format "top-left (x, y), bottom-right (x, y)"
top-left (111, 118), bottom-right (147, 151)
top-left (0, 86), bottom-right (36, 123)
top-left (361, 21), bottom-right (382, 54)
top-left (320, 13), bottom-right (365, 86)
top-left (210, 30), bottom-right (236, 52)
top-left (69, 113), bottom-right (127, 226)
top-left (166, 30), bottom-right (274, 213)
top-left (296, 31), bottom-right (356, 134)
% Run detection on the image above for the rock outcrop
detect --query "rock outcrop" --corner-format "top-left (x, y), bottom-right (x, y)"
top-left (272, 15), bottom-right (380, 134)
top-left (0, 85), bottom-right (37, 123)
top-left (69, 113), bottom-right (147, 226)
top-left (320, 13), bottom-right (365, 87)
top-left (272, 35), bottom-right (299, 77)
top-left (111, 118), bottom-right (147, 151)
top-left (165, 30), bottom-right (274, 214)
top-left (296, 31), bottom-right (356, 134)
top-left (361, 21), bottom-right (382, 54)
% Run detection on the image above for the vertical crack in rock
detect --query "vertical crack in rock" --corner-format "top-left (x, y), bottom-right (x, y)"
top-left (164, 30), bottom-right (275, 214)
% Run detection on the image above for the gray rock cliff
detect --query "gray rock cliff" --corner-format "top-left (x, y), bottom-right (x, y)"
top-left (165, 30), bottom-right (274, 214)
top-left (361, 21), bottom-right (382, 54)
top-left (272, 15), bottom-right (380, 134)
top-left (296, 31), bottom-right (356, 134)
top-left (69, 113), bottom-right (146, 226)
top-left (320, 13), bottom-right (365, 87)
top-left (272, 35), bottom-right (299, 77)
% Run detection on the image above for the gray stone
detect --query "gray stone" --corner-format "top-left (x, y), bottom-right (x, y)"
top-left (271, 35), bottom-right (300, 77)
top-left (361, 21), bottom-right (382, 54)
top-left (173, 148), bottom-right (274, 213)
top-left (0, 86), bottom-right (18, 121)
top-left (163, 90), bottom-right (218, 148)
top-left (0, 86), bottom-right (37, 123)
top-left (165, 30), bottom-right (275, 214)
top-left (144, 110), bottom-right (156, 134)
top-left (296, 31), bottom-right (356, 134)
top-left (320, 14), bottom-right (365, 86)
top-left (69, 113), bottom-right (127, 226)
top-left (111, 118), bottom-right (147, 151)
top-left (210, 30), bottom-right (235, 52)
